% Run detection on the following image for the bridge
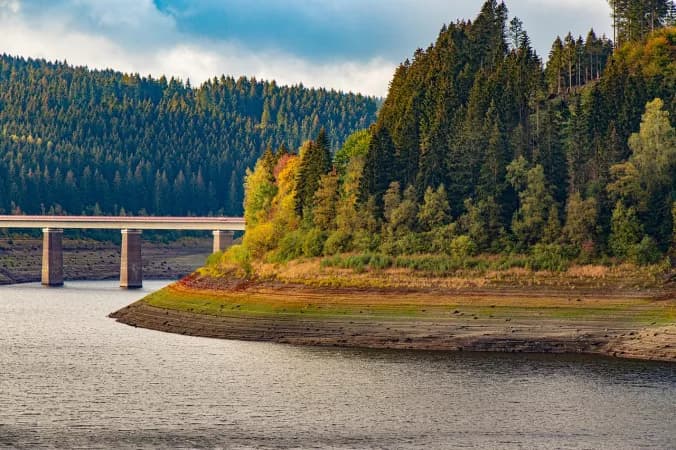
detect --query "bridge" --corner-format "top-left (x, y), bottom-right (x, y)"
top-left (0, 216), bottom-right (245, 289)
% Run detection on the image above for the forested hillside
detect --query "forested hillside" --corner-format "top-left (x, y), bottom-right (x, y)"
top-left (239, 0), bottom-right (675, 270)
top-left (0, 55), bottom-right (378, 216)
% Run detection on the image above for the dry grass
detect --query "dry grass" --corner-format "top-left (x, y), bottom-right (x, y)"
top-left (567, 265), bottom-right (610, 278)
top-left (239, 257), bottom-right (667, 293)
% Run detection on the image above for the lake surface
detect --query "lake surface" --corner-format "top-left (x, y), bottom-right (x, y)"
top-left (1, 281), bottom-right (674, 449)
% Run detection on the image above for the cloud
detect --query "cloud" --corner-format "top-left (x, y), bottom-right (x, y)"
top-left (0, 0), bottom-right (20, 14)
top-left (0, 0), bottom-right (614, 97)
top-left (0, 2), bottom-right (395, 95)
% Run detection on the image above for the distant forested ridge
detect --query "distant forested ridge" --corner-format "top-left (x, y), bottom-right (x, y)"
top-left (239, 0), bottom-right (676, 270)
top-left (0, 55), bottom-right (378, 216)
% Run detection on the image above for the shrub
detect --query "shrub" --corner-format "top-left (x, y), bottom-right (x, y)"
top-left (427, 223), bottom-right (458, 255)
top-left (609, 201), bottom-right (642, 258)
top-left (320, 254), bottom-right (344, 268)
top-left (324, 229), bottom-right (352, 255)
top-left (221, 244), bottom-right (253, 277)
top-left (272, 230), bottom-right (304, 262)
top-left (369, 253), bottom-right (393, 270)
top-left (527, 244), bottom-right (570, 272)
top-left (493, 254), bottom-right (528, 270)
top-left (205, 251), bottom-right (223, 266)
top-left (344, 254), bottom-right (371, 272)
top-left (630, 236), bottom-right (662, 265)
top-left (394, 255), bottom-right (463, 273)
top-left (352, 230), bottom-right (381, 253)
top-left (243, 222), bottom-right (276, 258)
top-left (302, 228), bottom-right (326, 257)
top-left (449, 235), bottom-right (477, 259)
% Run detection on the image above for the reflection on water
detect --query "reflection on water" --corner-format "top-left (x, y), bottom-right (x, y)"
top-left (1, 281), bottom-right (675, 449)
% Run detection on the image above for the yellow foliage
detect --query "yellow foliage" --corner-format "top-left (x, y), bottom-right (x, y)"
top-left (243, 221), bottom-right (277, 258)
top-left (271, 154), bottom-right (301, 232)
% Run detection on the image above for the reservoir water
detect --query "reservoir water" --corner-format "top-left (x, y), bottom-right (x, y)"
top-left (1, 281), bottom-right (675, 449)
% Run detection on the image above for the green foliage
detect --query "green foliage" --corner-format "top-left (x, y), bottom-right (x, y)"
top-left (334, 129), bottom-right (372, 176)
top-left (384, 185), bottom-right (418, 237)
top-left (562, 193), bottom-right (598, 248)
top-left (461, 197), bottom-right (502, 251)
top-left (508, 159), bottom-right (554, 248)
top-left (608, 0), bottom-right (675, 45)
top-left (418, 185), bottom-right (451, 231)
top-left (221, 244), bottom-right (253, 278)
top-left (232, 4), bottom-right (675, 273)
top-left (393, 255), bottom-right (475, 273)
top-left (272, 230), bottom-right (305, 262)
top-left (205, 251), bottom-right (223, 266)
top-left (312, 172), bottom-right (339, 231)
top-left (630, 236), bottom-right (663, 265)
top-left (449, 235), bottom-right (478, 259)
top-left (542, 204), bottom-right (562, 244)
top-left (609, 201), bottom-right (643, 257)
top-left (0, 56), bottom-right (377, 216)
top-left (426, 223), bottom-right (459, 255)
top-left (320, 253), bottom-right (390, 273)
top-left (323, 229), bottom-right (352, 255)
top-left (243, 158), bottom-right (277, 228)
top-left (527, 244), bottom-right (571, 272)
top-left (302, 228), bottom-right (326, 257)
top-left (358, 124), bottom-right (396, 209)
top-left (295, 131), bottom-right (334, 218)
top-left (609, 98), bottom-right (675, 246)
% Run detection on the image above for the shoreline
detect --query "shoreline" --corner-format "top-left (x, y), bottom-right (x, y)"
top-left (110, 271), bottom-right (676, 362)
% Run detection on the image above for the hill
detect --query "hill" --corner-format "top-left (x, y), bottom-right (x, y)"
top-left (0, 55), bottom-right (378, 216)
top-left (238, 3), bottom-right (675, 264)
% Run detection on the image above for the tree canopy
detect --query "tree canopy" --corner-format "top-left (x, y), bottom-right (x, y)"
top-left (0, 55), bottom-right (378, 216)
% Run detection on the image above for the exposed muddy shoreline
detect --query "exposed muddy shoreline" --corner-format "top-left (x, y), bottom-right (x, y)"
top-left (0, 236), bottom-right (211, 285)
top-left (110, 273), bottom-right (676, 362)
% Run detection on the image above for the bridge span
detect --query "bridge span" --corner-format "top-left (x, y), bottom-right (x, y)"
top-left (0, 216), bottom-right (245, 289)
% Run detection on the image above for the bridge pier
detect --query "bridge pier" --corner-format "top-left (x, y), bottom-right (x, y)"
top-left (41, 228), bottom-right (64, 286)
top-left (212, 230), bottom-right (234, 253)
top-left (120, 229), bottom-right (142, 289)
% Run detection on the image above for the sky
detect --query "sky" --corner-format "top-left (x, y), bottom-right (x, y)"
top-left (0, 0), bottom-right (613, 97)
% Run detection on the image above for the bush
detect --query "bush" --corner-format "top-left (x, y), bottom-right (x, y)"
top-left (394, 255), bottom-right (463, 273)
top-left (630, 236), bottom-right (662, 266)
top-left (242, 222), bottom-right (276, 258)
top-left (449, 235), bottom-right (477, 259)
top-left (344, 254), bottom-right (371, 272)
top-left (320, 253), bottom-right (393, 272)
top-left (271, 230), bottom-right (304, 262)
top-left (302, 228), bottom-right (326, 257)
top-left (493, 254), bottom-right (528, 270)
top-left (205, 251), bottom-right (223, 266)
top-left (324, 230), bottom-right (352, 255)
top-left (369, 253), bottom-right (393, 270)
top-left (382, 232), bottom-right (425, 256)
top-left (352, 230), bottom-right (381, 252)
top-left (320, 254), bottom-right (344, 268)
top-left (221, 244), bottom-right (253, 277)
top-left (427, 224), bottom-right (458, 255)
top-left (527, 244), bottom-right (570, 272)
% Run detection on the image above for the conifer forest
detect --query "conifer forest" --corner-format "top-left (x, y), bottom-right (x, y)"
top-left (241, 0), bottom-right (676, 267)
top-left (0, 56), bottom-right (378, 216)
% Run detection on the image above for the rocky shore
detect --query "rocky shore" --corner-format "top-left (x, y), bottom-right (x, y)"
top-left (110, 271), bottom-right (676, 362)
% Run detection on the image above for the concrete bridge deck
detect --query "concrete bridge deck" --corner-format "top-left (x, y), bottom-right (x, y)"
top-left (0, 215), bottom-right (245, 231)
top-left (0, 215), bottom-right (245, 288)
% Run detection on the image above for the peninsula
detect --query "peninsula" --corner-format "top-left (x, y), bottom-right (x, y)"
top-left (113, 2), bottom-right (676, 362)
